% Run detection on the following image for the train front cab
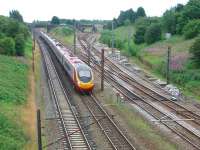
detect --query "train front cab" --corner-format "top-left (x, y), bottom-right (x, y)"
top-left (74, 64), bottom-right (94, 92)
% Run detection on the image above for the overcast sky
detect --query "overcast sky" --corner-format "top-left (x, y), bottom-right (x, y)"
top-left (0, 0), bottom-right (189, 22)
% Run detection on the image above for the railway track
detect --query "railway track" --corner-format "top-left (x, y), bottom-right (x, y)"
top-left (77, 33), bottom-right (200, 149)
top-left (38, 36), bottom-right (91, 150)
top-left (40, 32), bottom-right (137, 150)
top-left (81, 94), bottom-right (136, 150)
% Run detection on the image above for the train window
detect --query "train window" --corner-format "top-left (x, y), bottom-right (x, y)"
top-left (79, 70), bottom-right (90, 77)
top-left (64, 60), bottom-right (71, 71)
top-left (77, 65), bottom-right (92, 83)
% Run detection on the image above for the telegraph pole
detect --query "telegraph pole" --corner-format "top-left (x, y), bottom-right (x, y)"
top-left (73, 20), bottom-right (76, 55)
top-left (88, 43), bottom-right (91, 66)
top-left (37, 109), bottom-right (42, 150)
top-left (166, 46), bottom-right (171, 84)
top-left (111, 21), bottom-right (114, 53)
top-left (128, 27), bottom-right (131, 54)
top-left (101, 49), bottom-right (105, 91)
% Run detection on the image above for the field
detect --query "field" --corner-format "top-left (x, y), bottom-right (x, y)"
top-left (0, 39), bottom-right (36, 149)
top-left (50, 26), bottom-right (74, 45)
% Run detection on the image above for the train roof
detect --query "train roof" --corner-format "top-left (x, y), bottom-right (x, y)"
top-left (41, 32), bottom-right (90, 69)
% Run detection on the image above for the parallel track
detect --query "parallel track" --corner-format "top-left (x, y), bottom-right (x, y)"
top-left (81, 94), bottom-right (136, 150)
top-left (78, 33), bottom-right (200, 149)
top-left (40, 33), bottom-right (136, 150)
top-left (38, 36), bottom-right (91, 150)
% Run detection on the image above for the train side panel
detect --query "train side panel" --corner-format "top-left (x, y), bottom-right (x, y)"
top-left (62, 57), bottom-right (74, 80)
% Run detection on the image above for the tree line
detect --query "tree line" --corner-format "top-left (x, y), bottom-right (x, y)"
top-left (0, 10), bottom-right (29, 56)
top-left (134, 0), bottom-right (200, 44)
top-left (104, 7), bottom-right (146, 29)
top-left (101, 0), bottom-right (200, 65)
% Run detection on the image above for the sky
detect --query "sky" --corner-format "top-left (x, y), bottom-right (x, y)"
top-left (0, 0), bottom-right (189, 22)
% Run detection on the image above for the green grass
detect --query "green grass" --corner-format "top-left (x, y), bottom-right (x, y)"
top-left (105, 98), bottom-right (178, 150)
top-left (0, 55), bottom-right (28, 104)
top-left (25, 38), bottom-right (33, 59)
top-left (114, 24), bottom-right (135, 41)
top-left (136, 36), bottom-right (200, 101)
top-left (0, 104), bottom-right (28, 150)
top-left (100, 24), bottom-right (142, 56)
top-left (50, 26), bottom-right (74, 45)
top-left (0, 39), bottom-right (32, 149)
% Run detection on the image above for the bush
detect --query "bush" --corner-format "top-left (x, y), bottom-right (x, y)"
top-left (115, 38), bottom-right (123, 49)
top-left (0, 37), bottom-right (15, 55)
top-left (0, 16), bottom-right (29, 56)
top-left (15, 34), bottom-right (25, 56)
top-left (183, 20), bottom-right (200, 39)
top-left (189, 36), bottom-right (200, 66)
top-left (145, 23), bottom-right (162, 44)
top-left (99, 30), bottom-right (112, 46)
top-left (134, 25), bottom-right (146, 44)
top-left (123, 40), bottom-right (139, 56)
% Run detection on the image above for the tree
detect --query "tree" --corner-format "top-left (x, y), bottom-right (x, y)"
top-left (183, 0), bottom-right (200, 20)
top-left (99, 30), bottom-right (112, 46)
top-left (51, 16), bottom-right (60, 25)
top-left (126, 9), bottom-right (136, 22)
top-left (0, 37), bottom-right (15, 55)
top-left (175, 4), bottom-right (184, 12)
top-left (145, 23), bottom-right (162, 44)
top-left (134, 25), bottom-right (146, 44)
top-left (15, 34), bottom-right (25, 56)
top-left (136, 7), bottom-right (146, 18)
top-left (162, 9), bottom-right (177, 34)
top-left (9, 10), bottom-right (23, 22)
top-left (183, 19), bottom-right (200, 39)
top-left (134, 17), bottom-right (160, 44)
top-left (189, 36), bottom-right (200, 66)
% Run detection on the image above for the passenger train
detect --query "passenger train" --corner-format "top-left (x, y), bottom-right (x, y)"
top-left (40, 32), bottom-right (94, 92)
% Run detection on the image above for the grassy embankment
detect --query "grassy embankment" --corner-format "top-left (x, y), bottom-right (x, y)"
top-left (0, 38), bottom-right (37, 150)
top-left (100, 25), bottom-right (200, 101)
top-left (105, 97), bottom-right (178, 150)
top-left (50, 26), bottom-right (74, 45)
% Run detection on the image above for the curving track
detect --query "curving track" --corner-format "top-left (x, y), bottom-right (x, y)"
top-left (40, 32), bottom-right (137, 150)
top-left (38, 36), bottom-right (91, 150)
top-left (78, 33), bottom-right (200, 149)
top-left (81, 94), bottom-right (136, 150)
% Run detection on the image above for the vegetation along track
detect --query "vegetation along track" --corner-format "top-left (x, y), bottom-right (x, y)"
top-left (38, 36), bottom-right (91, 150)
top-left (78, 33), bottom-right (200, 149)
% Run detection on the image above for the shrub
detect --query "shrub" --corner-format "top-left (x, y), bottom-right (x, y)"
top-left (189, 36), bottom-right (200, 66)
top-left (99, 30), bottom-right (112, 46)
top-left (0, 37), bottom-right (15, 55)
top-left (15, 34), bottom-right (25, 56)
top-left (183, 20), bottom-right (200, 39)
top-left (115, 38), bottom-right (123, 49)
top-left (134, 25), bottom-right (146, 44)
top-left (145, 23), bottom-right (162, 44)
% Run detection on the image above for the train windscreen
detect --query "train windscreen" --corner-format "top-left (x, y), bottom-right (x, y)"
top-left (77, 65), bottom-right (92, 83)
